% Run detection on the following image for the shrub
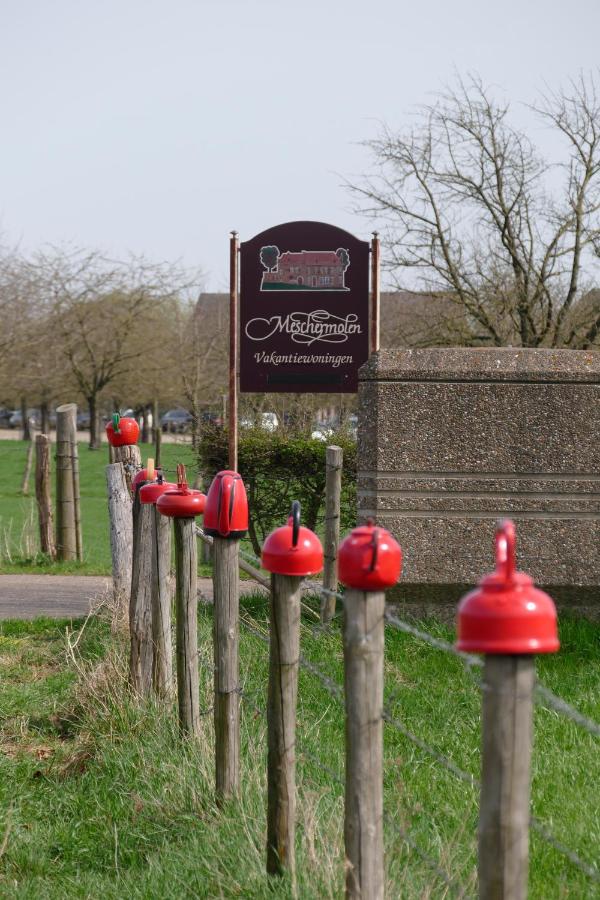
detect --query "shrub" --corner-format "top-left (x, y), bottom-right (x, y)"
top-left (197, 427), bottom-right (357, 555)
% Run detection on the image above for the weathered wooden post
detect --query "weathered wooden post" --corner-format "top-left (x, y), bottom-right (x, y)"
top-left (261, 502), bottom-right (323, 879)
top-left (21, 440), bottom-right (34, 495)
top-left (456, 520), bottom-right (559, 900)
top-left (344, 588), bottom-right (385, 899)
top-left (56, 403), bottom-right (78, 560)
top-left (106, 462), bottom-right (133, 614)
top-left (321, 444), bottom-right (343, 624)
top-left (35, 434), bottom-right (56, 558)
top-left (157, 465), bottom-right (206, 736)
top-left (338, 521), bottom-right (403, 900)
top-left (139, 469), bottom-right (177, 698)
top-left (204, 470), bottom-right (249, 803)
top-left (129, 460), bottom-right (155, 696)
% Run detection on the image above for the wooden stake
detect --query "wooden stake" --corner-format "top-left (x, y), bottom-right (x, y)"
top-left (56, 404), bottom-right (77, 561)
top-left (478, 655), bottom-right (534, 900)
top-left (154, 413), bottom-right (162, 467)
top-left (129, 489), bottom-right (154, 696)
top-left (21, 440), bottom-right (34, 495)
top-left (343, 588), bottom-right (385, 900)
top-left (106, 462), bottom-right (133, 615)
top-left (174, 517), bottom-right (200, 736)
top-left (113, 443), bottom-right (142, 494)
top-left (151, 505), bottom-right (173, 697)
top-left (322, 444), bottom-right (343, 623)
top-left (213, 537), bottom-right (240, 802)
top-left (67, 409), bottom-right (83, 562)
top-left (267, 572), bottom-right (302, 879)
top-left (35, 434), bottom-right (56, 558)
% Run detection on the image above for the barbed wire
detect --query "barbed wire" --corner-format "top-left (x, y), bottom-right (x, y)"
top-left (236, 673), bottom-right (472, 898)
top-left (534, 683), bottom-right (600, 738)
top-left (529, 818), bottom-right (600, 883)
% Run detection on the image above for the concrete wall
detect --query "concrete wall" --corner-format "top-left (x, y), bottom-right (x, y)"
top-left (358, 349), bottom-right (600, 606)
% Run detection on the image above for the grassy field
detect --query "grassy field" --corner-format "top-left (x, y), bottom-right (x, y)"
top-left (0, 603), bottom-right (598, 898)
top-left (0, 439), bottom-right (198, 575)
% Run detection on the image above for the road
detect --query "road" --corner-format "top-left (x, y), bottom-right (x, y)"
top-left (0, 574), bottom-right (265, 619)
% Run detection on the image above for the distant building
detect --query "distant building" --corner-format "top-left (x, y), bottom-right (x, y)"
top-left (262, 250), bottom-right (347, 290)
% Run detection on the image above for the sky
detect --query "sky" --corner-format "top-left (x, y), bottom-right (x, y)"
top-left (1, 0), bottom-right (599, 291)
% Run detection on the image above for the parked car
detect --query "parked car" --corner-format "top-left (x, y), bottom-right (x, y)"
top-left (311, 426), bottom-right (336, 442)
top-left (240, 412), bottom-right (279, 431)
top-left (161, 408), bottom-right (193, 433)
top-left (0, 407), bottom-right (14, 429)
top-left (8, 409), bottom-right (40, 430)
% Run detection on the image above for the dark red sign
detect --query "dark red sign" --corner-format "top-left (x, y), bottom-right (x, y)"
top-left (240, 221), bottom-right (370, 393)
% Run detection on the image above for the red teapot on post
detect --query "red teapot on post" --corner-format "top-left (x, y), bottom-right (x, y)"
top-left (338, 519), bottom-right (402, 591)
top-left (106, 412), bottom-right (139, 447)
top-left (456, 520), bottom-right (559, 654)
top-left (261, 501), bottom-right (323, 577)
top-left (156, 464), bottom-right (206, 519)
top-left (203, 470), bottom-right (248, 539)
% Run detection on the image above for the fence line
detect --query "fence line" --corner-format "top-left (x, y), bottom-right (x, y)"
top-left (237, 603), bottom-right (600, 885)
top-left (104, 463), bottom-right (600, 892)
top-left (233, 643), bottom-right (473, 899)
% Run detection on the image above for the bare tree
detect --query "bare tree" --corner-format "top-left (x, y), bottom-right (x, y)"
top-left (350, 73), bottom-right (600, 348)
top-left (29, 248), bottom-right (201, 448)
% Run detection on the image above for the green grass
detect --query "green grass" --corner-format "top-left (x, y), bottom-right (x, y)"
top-left (0, 605), bottom-right (598, 897)
top-left (0, 440), bottom-right (200, 575)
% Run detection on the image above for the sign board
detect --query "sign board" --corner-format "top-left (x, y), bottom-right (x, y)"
top-left (239, 221), bottom-right (370, 393)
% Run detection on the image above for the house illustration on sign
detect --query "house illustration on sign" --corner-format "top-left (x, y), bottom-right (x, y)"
top-left (260, 246), bottom-right (350, 291)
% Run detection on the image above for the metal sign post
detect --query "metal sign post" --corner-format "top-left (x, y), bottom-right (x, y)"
top-left (228, 231), bottom-right (239, 471)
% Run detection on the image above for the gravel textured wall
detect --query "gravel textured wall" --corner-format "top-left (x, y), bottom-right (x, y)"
top-left (358, 349), bottom-right (600, 604)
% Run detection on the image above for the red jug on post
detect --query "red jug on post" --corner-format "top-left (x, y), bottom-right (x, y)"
top-left (203, 470), bottom-right (248, 539)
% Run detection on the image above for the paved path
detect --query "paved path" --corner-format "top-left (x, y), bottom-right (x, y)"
top-left (0, 575), bottom-right (111, 620)
top-left (0, 574), bottom-right (266, 620)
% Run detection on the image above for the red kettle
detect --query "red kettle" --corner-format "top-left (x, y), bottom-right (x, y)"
top-left (261, 501), bottom-right (323, 577)
top-left (203, 470), bottom-right (248, 539)
top-left (456, 520), bottom-right (559, 655)
top-left (338, 519), bottom-right (402, 591)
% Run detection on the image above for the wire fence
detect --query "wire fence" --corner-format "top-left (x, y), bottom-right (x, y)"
top-left (195, 527), bottom-right (600, 889)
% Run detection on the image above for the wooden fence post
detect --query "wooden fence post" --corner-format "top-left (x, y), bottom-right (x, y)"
top-left (151, 505), bottom-right (173, 697)
top-left (267, 572), bottom-right (302, 879)
top-left (478, 655), bottom-right (534, 900)
top-left (129, 486), bottom-right (154, 696)
top-left (56, 404), bottom-right (78, 560)
top-left (343, 588), bottom-right (385, 900)
top-left (213, 537), bottom-right (240, 802)
top-left (69, 414), bottom-right (83, 562)
top-left (113, 443), bottom-right (142, 494)
top-left (174, 516), bottom-right (200, 736)
top-left (35, 434), bottom-right (56, 559)
top-left (21, 440), bottom-right (34, 496)
top-left (106, 462), bottom-right (133, 615)
top-left (322, 444), bottom-right (343, 624)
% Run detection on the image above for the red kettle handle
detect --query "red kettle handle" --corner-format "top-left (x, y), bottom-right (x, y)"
top-left (495, 519), bottom-right (516, 583)
top-left (290, 500), bottom-right (301, 547)
top-left (365, 527), bottom-right (380, 573)
top-left (218, 474), bottom-right (235, 536)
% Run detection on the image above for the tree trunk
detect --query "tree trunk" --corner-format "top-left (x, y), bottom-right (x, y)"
top-left (141, 405), bottom-right (150, 444)
top-left (88, 395), bottom-right (100, 450)
top-left (20, 396), bottom-right (31, 442)
top-left (40, 401), bottom-right (50, 435)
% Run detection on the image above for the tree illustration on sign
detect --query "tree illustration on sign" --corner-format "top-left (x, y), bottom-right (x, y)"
top-left (260, 246), bottom-right (280, 272)
top-left (336, 248), bottom-right (350, 272)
